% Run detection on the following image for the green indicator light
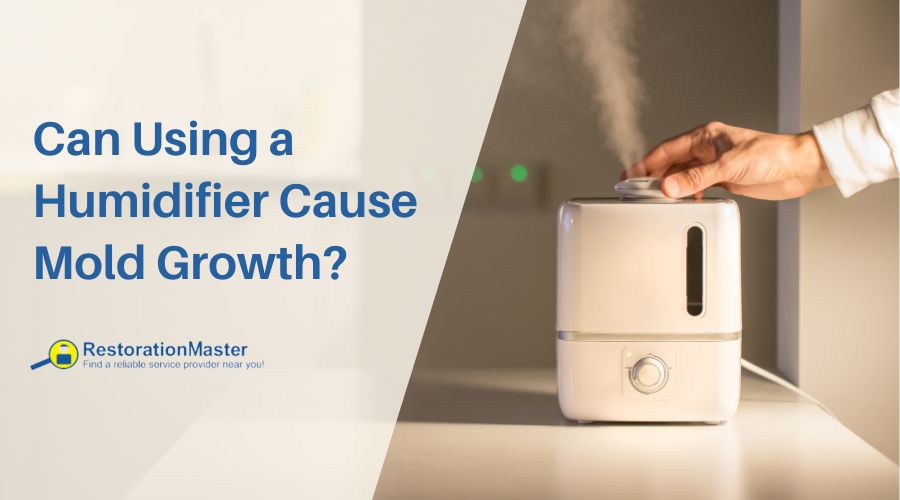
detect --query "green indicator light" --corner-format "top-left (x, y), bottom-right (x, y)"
top-left (472, 165), bottom-right (484, 184)
top-left (510, 163), bottom-right (528, 183)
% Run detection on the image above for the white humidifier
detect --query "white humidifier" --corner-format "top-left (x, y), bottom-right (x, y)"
top-left (556, 178), bottom-right (741, 423)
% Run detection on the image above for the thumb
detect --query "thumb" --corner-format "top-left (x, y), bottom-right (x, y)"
top-left (662, 162), bottom-right (728, 198)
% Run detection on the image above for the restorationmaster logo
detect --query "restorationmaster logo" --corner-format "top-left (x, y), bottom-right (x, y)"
top-left (30, 340), bottom-right (265, 371)
top-left (30, 339), bottom-right (78, 370)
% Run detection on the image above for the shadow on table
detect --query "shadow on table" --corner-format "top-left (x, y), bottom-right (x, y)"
top-left (397, 376), bottom-right (714, 427)
top-left (397, 377), bottom-right (573, 426)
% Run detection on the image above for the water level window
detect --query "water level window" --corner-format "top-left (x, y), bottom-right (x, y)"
top-left (686, 225), bottom-right (704, 316)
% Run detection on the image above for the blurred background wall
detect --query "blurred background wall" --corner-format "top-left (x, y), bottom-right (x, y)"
top-left (778, 0), bottom-right (899, 462)
top-left (413, 0), bottom-right (779, 369)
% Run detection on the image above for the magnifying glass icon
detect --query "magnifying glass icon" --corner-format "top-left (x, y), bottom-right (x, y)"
top-left (31, 340), bottom-right (78, 370)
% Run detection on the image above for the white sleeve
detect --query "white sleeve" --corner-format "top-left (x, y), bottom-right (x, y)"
top-left (812, 88), bottom-right (900, 197)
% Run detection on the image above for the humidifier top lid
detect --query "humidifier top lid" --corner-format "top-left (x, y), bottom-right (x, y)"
top-left (614, 177), bottom-right (669, 200)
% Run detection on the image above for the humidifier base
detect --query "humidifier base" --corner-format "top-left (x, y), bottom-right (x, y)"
top-left (556, 335), bottom-right (741, 423)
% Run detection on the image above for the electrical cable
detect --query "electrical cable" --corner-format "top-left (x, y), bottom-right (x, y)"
top-left (740, 358), bottom-right (834, 417)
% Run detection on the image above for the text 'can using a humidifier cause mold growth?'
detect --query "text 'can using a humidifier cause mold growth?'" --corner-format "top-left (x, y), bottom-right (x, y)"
top-left (556, 177), bottom-right (741, 423)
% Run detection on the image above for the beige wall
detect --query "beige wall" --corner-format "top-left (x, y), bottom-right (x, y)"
top-left (414, 0), bottom-right (779, 369)
top-left (778, 0), bottom-right (899, 461)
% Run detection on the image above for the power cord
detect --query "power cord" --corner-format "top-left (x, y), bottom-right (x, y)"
top-left (740, 358), bottom-right (834, 417)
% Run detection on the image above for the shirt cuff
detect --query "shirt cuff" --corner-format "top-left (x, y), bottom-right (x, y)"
top-left (812, 98), bottom-right (898, 198)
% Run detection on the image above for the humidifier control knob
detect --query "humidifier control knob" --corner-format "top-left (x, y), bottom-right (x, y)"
top-left (629, 355), bottom-right (668, 394)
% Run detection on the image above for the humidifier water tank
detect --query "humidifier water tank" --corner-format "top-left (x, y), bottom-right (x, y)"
top-left (556, 178), bottom-right (742, 423)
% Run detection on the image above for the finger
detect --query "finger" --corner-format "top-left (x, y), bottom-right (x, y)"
top-left (621, 160), bottom-right (691, 181)
top-left (622, 134), bottom-right (694, 179)
top-left (662, 161), bottom-right (730, 199)
top-left (697, 181), bottom-right (738, 199)
top-left (623, 122), bottom-right (722, 179)
top-left (658, 159), bottom-right (702, 179)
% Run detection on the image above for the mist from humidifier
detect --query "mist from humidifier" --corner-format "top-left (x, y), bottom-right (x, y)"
top-left (566, 0), bottom-right (646, 169)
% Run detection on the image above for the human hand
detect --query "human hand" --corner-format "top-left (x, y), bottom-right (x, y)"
top-left (621, 122), bottom-right (835, 200)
